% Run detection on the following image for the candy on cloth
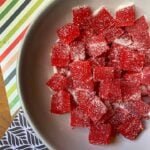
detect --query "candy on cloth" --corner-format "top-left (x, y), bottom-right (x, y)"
top-left (57, 23), bottom-right (80, 44)
top-left (73, 6), bottom-right (92, 27)
top-left (70, 41), bottom-right (85, 61)
top-left (91, 7), bottom-right (115, 34)
top-left (86, 35), bottom-right (109, 57)
top-left (51, 90), bottom-right (71, 114)
top-left (115, 5), bottom-right (135, 27)
top-left (47, 73), bottom-right (68, 91)
top-left (69, 60), bottom-right (92, 81)
top-left (89, 123), bottom-right (112, 144)
top-left (93, 67), bottom-right (114, 81)
top-left (51, 41), bottom-right (70, 67)
top-left (99, 79), bottom-right (122, 101)
top-left (118, 117), bottom-right (144, 140)
top-left (120, 49), bottom-right (145, 72)
top-left (121, 81), bottom-right (141, 101)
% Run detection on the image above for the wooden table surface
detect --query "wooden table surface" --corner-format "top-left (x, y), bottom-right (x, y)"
top-left (0, 67), bottom-right (12, 138)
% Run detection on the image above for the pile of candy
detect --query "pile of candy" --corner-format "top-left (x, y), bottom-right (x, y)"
top-left (47, 5), bottom-right (150, 144)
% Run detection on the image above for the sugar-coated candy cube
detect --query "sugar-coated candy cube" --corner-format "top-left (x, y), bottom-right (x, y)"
top-left (142, 67), bottom-right (150, 85)
top-left (73, 6), bottom-right (92, 27)
top-left (114, 32), bottom-right (133, 47)
top-left (131, 31), bottom-right (150, 50)
top-left (70, 41), bottom-right (85, 61)
top-left (123, 72), bottom-right (142, 86)
top-left (141, 85), bottom-right (150, 96)
top-left (51, 90), bottom-right (71, 114)
top-left (51, 41), bottom-right (70, 67)
top-left (88, 96), bottom-right (107, 122)
top-left (124, 100), bottom-right (150, 119)
top-left (121, 81), bottom-right (141, 101)
top-left (99, 79), bottom-right (122, 101)
top-left (76, 90), bottom-right (95, 114)
top-left (90, 57), bottom-right (106, 68)
top-left (71, 105), bottom-right (90, 127)
top-left (70, 60), bottom-right (92, 81)
top-left (115, 5), bottom-right (135, 27)
top-left (86, 35), bottom-right (109, 57)
top-left (73, 79), bottom-right (94, 92)
top-left (89, 123), bottom-right (112, 144)
top-left (56, 67), bottom-right (70, 77)
top-left (57, 23), bottom-right (80, 44)
top-left (93, 67), bottom-right (114, 81)
top-left (120, 49), bottom-right (145, 72)
top-left (91, 7), bottom-right (115, 34)
top-left (109, 108), bottom-right (132, 130)
top-left (126, 16), bottom-right (149, 33)
top-left (109, 43), bottom-right (125, 69)
top-left (99, 101), bottom-right (114, 123)
top-left (76, 91), bottom-right (107, 122)
top-left (103, 25), bottom-right (124, 43)
top-left (126, 16), bottom-right (150, 50)
top-left (47, 73), bottom-right (68, 91)
top-left (79, 27), bottom-right (94, 42)
top-left (118, 117), bottom-right (144, 140)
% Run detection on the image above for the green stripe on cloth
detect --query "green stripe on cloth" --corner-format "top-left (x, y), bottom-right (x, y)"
top-left (5, 68), bottom-right (16, 85)
top-left (10, 95), bottom-right (19, 110)
top-left (0, 0), bottom-right (31, 33)
top-left (0, 0), bottom-right (19, 20)
top-left (0, 0), bottom-right (43, 48)
top-left (7, 83), bottom-right (17, 98)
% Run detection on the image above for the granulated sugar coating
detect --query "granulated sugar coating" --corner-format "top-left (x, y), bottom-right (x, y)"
top-left (47, 4), bottom-right (150, 145)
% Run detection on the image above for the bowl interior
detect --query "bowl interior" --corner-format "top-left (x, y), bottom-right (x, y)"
top-left (19, 0), bottom-right (150, 150)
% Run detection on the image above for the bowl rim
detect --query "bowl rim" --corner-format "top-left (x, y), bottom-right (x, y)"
top-left (17, 0), bottom-right (57, 149)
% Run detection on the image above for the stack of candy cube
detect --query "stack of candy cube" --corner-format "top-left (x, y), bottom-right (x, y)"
top-left (47, 5), bottom-right (150, 144)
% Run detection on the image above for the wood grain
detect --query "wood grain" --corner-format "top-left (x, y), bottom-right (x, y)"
top-left (0, 67), bottom-right (12, 138)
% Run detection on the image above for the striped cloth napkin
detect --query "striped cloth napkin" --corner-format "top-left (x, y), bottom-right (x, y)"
top-left (0, 0), bottom-right (53, 149)
top-left (0, 0), bottom-right (51, 116)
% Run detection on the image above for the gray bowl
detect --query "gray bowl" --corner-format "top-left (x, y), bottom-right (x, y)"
top-left (18, 0), bottom-right (150, 150)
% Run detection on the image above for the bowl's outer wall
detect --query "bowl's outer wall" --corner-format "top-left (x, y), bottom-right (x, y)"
top-left (19, 0), bottom-right (150, 150)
